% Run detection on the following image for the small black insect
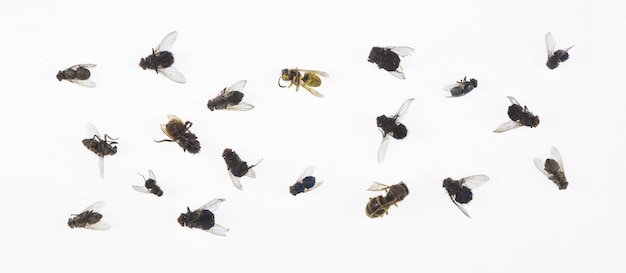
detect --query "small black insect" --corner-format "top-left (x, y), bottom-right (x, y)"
top-left (155, 115), bottom-right (200, 154)
top-left (289, 166), bottom-right (323, 196)
top-left (207, 80), bottom-right (254, 111)
top-left (68, 201), bottom-right (110, 230)
top-left (133, 169), bottom-right (163, 196)
top-left (222, 148), bottom-right (262, 191)
top-left (365, 182), bottom-right (409, 218)
top-left (443, 175), bottom-right (489, 218)
top-left (377, 98), bottom-right (414, 163)
top-left (545, 32), bottom-right (574, 70)
top-left (56, 64), bottom-right (97, 87)
top-left (139, 31), bottom-right (186, 83)
top-left (443, 77), bottom-right (478, 97)
top-left (368, 46), bottom-right (414, 79)
top-left (82, 123), bottom-right (118, 178)
top-left (178, 198), bottom-right (229, 236)
top-left (493, 96), bottom-right (540, 133)
top-left (534, 147), bottom-right (568, 190)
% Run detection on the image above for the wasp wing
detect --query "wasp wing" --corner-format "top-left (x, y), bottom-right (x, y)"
top-left (367, 182), bottom-right (390, 191)
top-left (199, 198), bottom-right (226, 212)
top-left (377, 135), bottom-right (391, 164)
top-left (207, 224), bottom-right (229, 236)
top-left (297, 166), bottom-right (314, 183)
top-left (493, 120), bottom-right (522, 133)
top-left (388, 46), bottom-right (415, 57)
top-left (394, 98), bottom-right (414, 121)
top-left (228, 172), bottom-right (243, 191)
top-left (533, 157), bottom-right (551, 178)
top-left (545, 32), bottom-right (556, 57)
top-left (297, 69), bottom-right (329, 78)
top-left (550, 147), bottom-right (564, 172)
top-left (226, 102), bottom-right (255, 111)
top-left (158, 66), bottom-right (186, 84)
top-left (155, 31), bottom-right (177, 53)
top-left (460, 174), bottom-right (489, 189)
top-left (302, 85), bottom-right (324, 98)
top-left (450, 195), bottom-right (471, 219)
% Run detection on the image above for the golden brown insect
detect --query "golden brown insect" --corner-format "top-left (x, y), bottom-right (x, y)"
top-left (365, 182), bottom-right (409, 218)
top-left (155, 115), bottom-right (200, 154)
top-left (278, 68), bottom-right (329, 98)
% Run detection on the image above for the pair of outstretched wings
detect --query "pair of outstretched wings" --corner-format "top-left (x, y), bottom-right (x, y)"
top-left (377, 98), bottom-right (414, 163)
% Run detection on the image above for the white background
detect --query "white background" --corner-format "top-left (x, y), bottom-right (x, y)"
top-left (1, 1), bottom-right (625, 272)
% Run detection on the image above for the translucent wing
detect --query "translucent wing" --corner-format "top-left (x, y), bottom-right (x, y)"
top-left (148, 169), bottom-right (157, 181)
top-left (443, 83), bottom-right (460, 92)
top-left (545, 32), bottom-right (556, 57)
top-left (71, 64), bottom-right (97, 69)
top-left (377, 135), bottom-right (391, 164)
top-left (132, 185), bottom-right (151, 194)
top-left (207, 224), bottom-right (229, 236)
top-left (460, 174), bottom-right (489, 189)
top-left (98, 156), bottom-right (104, 178)
top-left (158, 66), bottom-right (186, 84)
top-left (507, 96), bottom-right (521, 106)
top-left (199, 198), bottom-right (226, 212)
top-left (367, 182), bottom-right (390, 191)
top-left (305, 181), bottom-right (323, 193)
top-left (225, 80), bottom-right (247, 94)
top-left (302, 85), bottom-right (324, 98)
top-left (83, 201), bottom-right (105, 213)
top-left (155, 31), bottom-right (177, 53)
top-left (85, 221), bottom-right (111, 231)
top-left (229, 172), bottom-right (243, 191)
top-left (450, 195), bottom-right (471, 219)
top-left (533, 157), bottom-right (551, 178)
top-left (388, 46), bottom-right (414, 57)
top-left (493, 120), bottom-right (522, 133)
top-left (298, 69), bottom-right (329, 78)
top-left (297, 166), bottom-right (314, 182)
top-left (550, 147), bottom-right (564, 171)
top-left (388, 70), bottom-right (406, 80)
top-left (245, 168), bottom-right (256, 178)
top-left (226, 102), bottom-right (255, 111)
top-left (86, 123), bottom-right (101, 139)
top-left (394, 98), bottom-right (414, 121)
top-left (70, 78), bottom-right (96, 88)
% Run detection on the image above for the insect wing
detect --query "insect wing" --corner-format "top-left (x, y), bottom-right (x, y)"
top-left (533, 157), bottom-right (551, 178)
top-left (550, 147), bottom-right (564, 171)
top-left (367, 182), bottom-right (390, 191)
top-left (199, 198), bottom-right (226, 212)
top-left (74, 64), bottom-right (97, 69)
top-left (305, 181), bottom-right (323, 193)
top-left (148, 169), bottom-right (157, 181)
top-left (132, 185), bottom-right (151, 194)
top-left (86, 123), bottom-right (101, 139)
top-left (388, 70), bottom-right (406, 80)
top-left (493, 120), bottom-right (522, 133)
top-left (394, 98), bottom-right (415, 121)
top-left (226, 102), bottom-right (255, 111)
top-left (155, 31), bottom-right (177, 53)
top-left (71, 78), bottom-right (96, 88)
top-left (460, 174), bottom-right (489, 189)
top-left (298, 69), bottom-right (329, 78)
top-left (207, 224), bottom-right (229, 236)
top-left (377, 135), bottom-right (391, 164)
top-left (545, 32), bottom-right (556, 57)
top-left (98, 156), bottom-right (105, 178)
top-left (161, 115), bottom-right (183, 139)
top-left (244, 168), bottom-right (256, 178)
top-left (297, 166), bottom-right (314, 183)
top-left (302, 85), bottom-right (324, 98)
top-left (82, 201), bottom-right (105, 213)
top-left (443, 83), bottom-right (460, 92)
top-left (388, 46), bottom-right (415, 57)
top-left (85, 221), bottom-right (111, 231)
top-left (450, 195), bottom-right (471, 218)
top-left (229, 172), bottom-right (243, 191)
top-left (225, 80), bottom-right (247, 94)
top-left (158, 66), bottom-right (186, 83)
top-left (507, 96), bottom-right (521, 106)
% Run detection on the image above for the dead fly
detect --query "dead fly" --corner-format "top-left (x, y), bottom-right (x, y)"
top-left (207, 80), bottom-right (254, 111)
top-left (534, 147), bottom-right (569, 190)
top-left (178, 198), bottom-right (229, 236)
top-left (82, 123), bottom-right (117, 178)
top-left (368, 46), bottom-right (414, 79)
top-left (278, 68), bottom-right (329, 98)
top-left (443, 175), bottom-right (489, 218)
top-left (493, 96), bottom-right (540, 133)
top-left (133, 169), bottom-right (163, 196)
top-left (222, 148), bottom-right (262, 191)
top-left (56, 64), bottom-right (96, 88)
top-left (545, 32), bottom-right (574, 70)
top-left (155, 115), bottom-right (200, 154)
top-left (365, 182), bottom-right (409, 218)
top-left (68, 201), bottom-right (110, 230)
top-left (289, 165), bottom-right (323, 196)
top-left (377, 98), bottom-right (414, 163)
top-left (443, 77), bottom-right (478, 97)
top-left (139, 31), bottom-right (186, 83)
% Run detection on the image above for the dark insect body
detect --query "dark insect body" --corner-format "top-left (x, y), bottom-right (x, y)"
top-left (368, 46), bottom-right (414, 79)
top-left (365, 182), bottom-right (409, 218)
top-left (178, 198), bottom-right (229, 236)
top-left (222, 148), bottom-right (261, 190)
top-left (134, 170), bottom-right (163, 197)
top-left (377, 98), bottom-right (414, 163)
top-left (56, 64), bottom-right (96, 87)
top-left (545, 32), bottom-right (574, 70)
top-left (139, 31), bottom-right (186, 83)
top-left (443, 175), bottom-right (489, 218)
top-left (278, 68), bottom-right (328, 98)
top-left (289, 166), bottom-right (323, 196)
top-left (82, 123), bottom-right (117, 178)
top-left (493, 96), bottom-right (540, 133)
top-left (534, 147), bottom-right (568, 190)
top-left (155, 115), bottom-right (200, 154)
top-left (444, 77), bottom-right (478, 97)
top-left (68, 201), bottom-right (110, 230)
top-left (207, 80), bottom-right (254, 111)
